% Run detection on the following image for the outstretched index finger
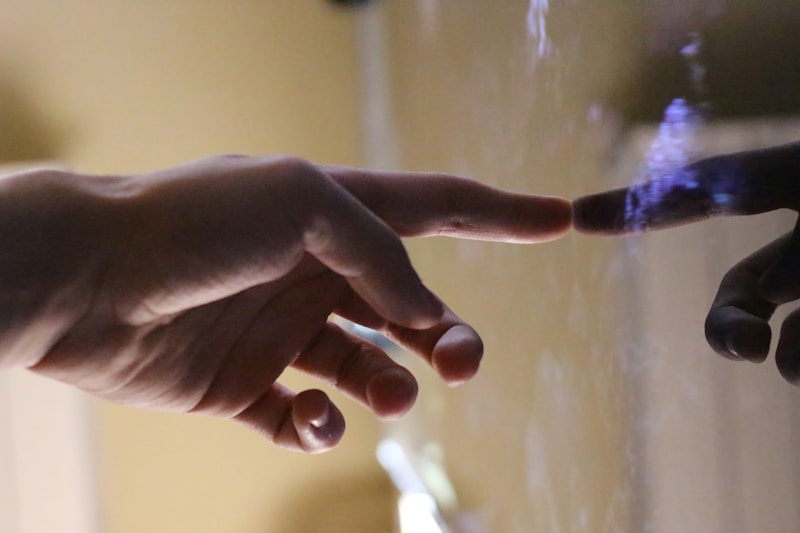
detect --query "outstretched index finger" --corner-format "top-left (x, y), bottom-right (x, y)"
top-left (324, 167), bottom-right (573, 243)
top-left (574, 141), bottom-right (800, 235)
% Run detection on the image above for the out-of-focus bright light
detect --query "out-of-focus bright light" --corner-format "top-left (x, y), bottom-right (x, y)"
top-left (377, 440), bottom-right (450, 533)
top-left (527, 0), bottom-right (551, 57)
top-left (398, 493), bottom-right (446, 533)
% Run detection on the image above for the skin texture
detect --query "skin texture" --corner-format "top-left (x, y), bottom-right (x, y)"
top-left (0, 155), bottom-right (572, 453)
top-left (573, 141), bottom-right (800, 385)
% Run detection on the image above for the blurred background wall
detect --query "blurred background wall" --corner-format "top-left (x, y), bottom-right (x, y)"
top-left (374, 2), bottom-right (800, 532)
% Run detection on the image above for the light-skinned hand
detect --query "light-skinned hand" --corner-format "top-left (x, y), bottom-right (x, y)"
top-left (3, 155), bottom-right (571, 452)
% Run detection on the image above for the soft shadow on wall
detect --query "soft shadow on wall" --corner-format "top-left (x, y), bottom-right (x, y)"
top-left (271, 472), bottom-right (395, 533)
top-left (609, 1), bottom-right (800, 122)
top-left (0, 2), bottom-right (393, 532)
top-left (0, 65), bottom-right (64, 163)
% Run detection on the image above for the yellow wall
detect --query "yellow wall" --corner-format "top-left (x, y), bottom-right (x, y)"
top-left (0, 2), bottom-right (392, 532)
top-left (379, 3), bottom-right (636, 531)
top-left (375, 2), bottom-right (800, 531)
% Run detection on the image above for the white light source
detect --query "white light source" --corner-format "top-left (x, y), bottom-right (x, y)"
top-left (377, 439), bottom-right (450, 533)
top-left (398, 493), bottom-right (446, 533)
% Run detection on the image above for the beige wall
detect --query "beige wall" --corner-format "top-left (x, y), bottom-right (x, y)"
top-left (379, 3), bottom-right (634, 531)
top-left (376, 2), bottom-right (800, 532)
top-left (0, 2), bottom-right (392, 532)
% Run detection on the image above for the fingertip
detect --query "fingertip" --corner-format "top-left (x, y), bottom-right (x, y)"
top-left (478, 194), bottom-right (573, 243)
top-left (293, 390), bottom-right (345, 453)
top-left (366, 368), bottom-right (419, 420)
top-left (432, 325), bottom-right (483, 386)
top-left (725, 324), bottom-right (771, 363)
top-left (556, 197), bottom-right (574, 231)
top-left (775, 319), bottom-right (800, 385)
top-left (524, 196), bottom-right (573, 242)
top-left (776, 352), bottom-right (800, 386)
top-left (775, 310), bottom-right (800, 387)
top-left (572, 192), bottom-right (627, 235)
top-left (705, 307), bottom-right (771, 363)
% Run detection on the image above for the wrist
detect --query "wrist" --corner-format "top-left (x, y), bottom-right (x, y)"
top-left (0, 168), bottom-right (123, 368)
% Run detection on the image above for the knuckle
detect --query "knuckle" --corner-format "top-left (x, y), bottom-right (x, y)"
top-left (213, 153), bottom-right (249, 162)
top-left (272, 156), bottom-right (321, 182)
top-left (270, 157), bottom-right (336, 206)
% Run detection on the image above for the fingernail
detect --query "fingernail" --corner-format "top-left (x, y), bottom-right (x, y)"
top-left (724, 337), bottom-right (742, 360)
top-left (310, 402), bottom-right (330, 428)
top-left (725, 329), bottom-right (769, 363)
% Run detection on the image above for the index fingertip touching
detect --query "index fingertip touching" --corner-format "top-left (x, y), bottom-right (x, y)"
top-left (536, 196), bottom-right (574, 240)
top-left (572, 192), bottom-right (628, 235)
top-left (504, 194), bottom-right (573, 243)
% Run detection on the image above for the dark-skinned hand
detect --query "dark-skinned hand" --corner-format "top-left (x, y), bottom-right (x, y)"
top-left (574, 141), bottom-right (800, 385)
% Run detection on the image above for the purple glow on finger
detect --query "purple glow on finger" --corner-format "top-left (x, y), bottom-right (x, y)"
top-left (624, 98), bottom-right (704, 231)
top-left (624, 33), bottom-right (716, 231)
